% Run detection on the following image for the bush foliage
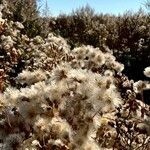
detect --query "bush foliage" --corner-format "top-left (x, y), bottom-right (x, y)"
top-left (49, 5), bottom-right (150, 81)
top-left (0, 0), bottom-right (150, 149)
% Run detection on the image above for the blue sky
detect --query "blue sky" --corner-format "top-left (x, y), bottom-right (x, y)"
top-left (38, 0), bottom-right (147, 16)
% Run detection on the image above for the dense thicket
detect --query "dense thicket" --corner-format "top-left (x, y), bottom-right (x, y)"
top-left (49, 6), bottom-right (150, 81)
top-left (3, 0), bottom-right (150, 81)
top-left (0, 1), bottom-right (150, 149)
top-left (2, 0), bottom-right (50, 37)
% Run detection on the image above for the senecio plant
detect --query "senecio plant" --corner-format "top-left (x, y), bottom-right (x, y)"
top-left (0, 1), bottom-right (150, 150)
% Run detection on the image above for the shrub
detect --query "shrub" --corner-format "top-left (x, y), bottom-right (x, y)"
top-left (0, 1), bottom-right (150, 149)
top-left (50, 6), bottom-right (150, 81)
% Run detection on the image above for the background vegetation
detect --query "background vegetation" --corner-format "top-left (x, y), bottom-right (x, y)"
top-left (49, 5), bottom-right (150, 81)
top-left (3, 0), bottom-right (150, 81)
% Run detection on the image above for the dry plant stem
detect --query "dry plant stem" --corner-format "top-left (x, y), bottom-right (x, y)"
top-left (5, 112), bottom-right (11, 128)
top-left (141, 90), bottom-right (146, 108)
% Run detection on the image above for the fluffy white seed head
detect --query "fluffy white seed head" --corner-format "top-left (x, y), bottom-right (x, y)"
top-left (144, 67), bottom-right (150, 78)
